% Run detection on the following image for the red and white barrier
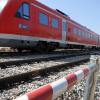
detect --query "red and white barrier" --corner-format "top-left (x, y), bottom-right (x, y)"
top-left (14, 64), bottom-right (96, 100)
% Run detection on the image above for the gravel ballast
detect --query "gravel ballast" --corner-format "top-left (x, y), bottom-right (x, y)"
top-left (0, 56), bottom-right (89, 79)
top-left (0, 61), bottom-right (93, 100)
top-left (0, 55), bottom-right (99, 100)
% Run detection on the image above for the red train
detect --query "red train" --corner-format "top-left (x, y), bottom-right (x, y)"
top-left (0, 0), bottom-right (100, 51)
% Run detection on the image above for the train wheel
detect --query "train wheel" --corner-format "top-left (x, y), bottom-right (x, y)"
top-left (17, 49), bottom-right (23, 52)
top-left (36, 42), bottom-right (47, 52)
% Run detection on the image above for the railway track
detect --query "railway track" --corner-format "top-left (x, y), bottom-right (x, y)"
top-left (0, 51), bottom-right (90, 68)
top-left (0, 50), bottom-right (98, 67)
top-left (0, 57), bottom-right (91, 100)
top-left (0, 55), bottom-right (90, 90)
top-left (0, 49), bottom-right (94, 58)
top-left (0, 51), bottom-right (99, 100)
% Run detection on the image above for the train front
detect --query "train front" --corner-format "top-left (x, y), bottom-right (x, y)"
top-left (0, 0), bottom-right (13, 47)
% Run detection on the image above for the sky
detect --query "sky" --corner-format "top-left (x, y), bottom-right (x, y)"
top-left (38, 0), bottom-right (100, 34)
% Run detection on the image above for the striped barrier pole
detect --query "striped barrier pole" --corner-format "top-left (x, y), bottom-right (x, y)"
top-left (14, 63), bottom-right (97, 100)
top-left (84, 57), bottom-right (100, 100)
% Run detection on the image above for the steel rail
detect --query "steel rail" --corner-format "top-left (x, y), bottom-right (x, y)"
top-left (0, 56), bottom-right (89, 90)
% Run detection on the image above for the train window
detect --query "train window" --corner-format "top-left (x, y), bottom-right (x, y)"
top-left (89, 33), bottom-right (91, 38)
top-left (91, 34), bottom-right (92, 39)
top-left (92, 35), bottom-right (94, 39)
top-left (96, 36), bottom-right (98, 41)
top-left (84, 32), bottom-right (85, 37)
top-left (82, 31), bottom-right (85, 37)
top-left (77, 29), bottom-right (80, 36)
top-left (78, 30), bottom-right (81, 36)
top-left (16, 3), bottom-right (30, 20)
top-left (73, 27), bottom-right (78, 35)
top-left (81, 31), bottom-right (83, 36)
top-left (89, 33), bottom-right (90, 38)
top-left (52, 18), bottom-right (58, 28)
top-left (95, 36), bottom-right (96, 41)
top-left (91, 34), bottom-right (93, 39)
top-left (86, 32), bottom-right (89, 38)
top-left (73, 27), bottom-right (76, 34)
top-left (23, 3), bottom-right (30, 18)
top-left (77, 29), bottom-right (79, 35)
top-left (62, 22), bottom-right (67, 31)
top-left (80, 30), bottom-right (82, 36)
top-left (83, 32), bottom-right (85, 37)
top-left (86, 32), bottom-right (88, 38)
top-left (39, 13), bottom-right (48, 25)
top-left (88, 33), bottom-right (90, 38)
top-left (85, 32), bottom-right (87, 38)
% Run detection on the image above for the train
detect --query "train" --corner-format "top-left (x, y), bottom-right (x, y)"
top-left (0, 0), bottom-right (100, 52)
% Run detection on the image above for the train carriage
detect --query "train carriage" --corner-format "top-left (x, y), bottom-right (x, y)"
top-left (0, 0), bottom-right (99, 51)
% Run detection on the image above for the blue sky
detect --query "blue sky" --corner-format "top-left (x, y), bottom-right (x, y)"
top-left (38, 0), bottom-right (100, 34)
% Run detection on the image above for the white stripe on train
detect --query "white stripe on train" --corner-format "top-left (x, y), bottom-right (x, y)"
top-left (0, 33), bottom-right (97, 47)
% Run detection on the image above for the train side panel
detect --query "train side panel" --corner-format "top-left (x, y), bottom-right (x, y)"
top-left (0, 0), bottom-right (99, 49)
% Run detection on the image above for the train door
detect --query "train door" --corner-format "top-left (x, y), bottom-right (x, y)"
top-left (62, 19), bottom-right (67, 41)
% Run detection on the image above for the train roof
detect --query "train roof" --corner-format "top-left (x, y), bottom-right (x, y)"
top-left (34, 0), bottom-right (70, 19)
